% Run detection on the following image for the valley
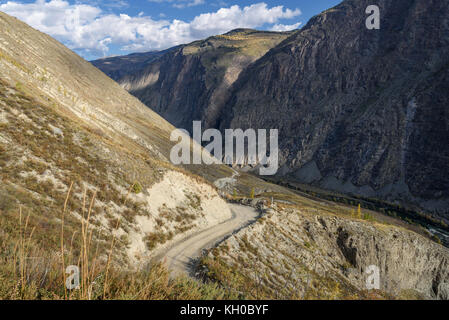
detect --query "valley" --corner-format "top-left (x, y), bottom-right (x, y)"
top-left (94, 0), bottom-right (449, 220)
top-left (1, 0), bottom-right (449, 301)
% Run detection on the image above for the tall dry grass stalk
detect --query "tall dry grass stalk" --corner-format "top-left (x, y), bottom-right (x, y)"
top-left (10, 206), bottom-right (37, 298)
top-left (103, 217), bottom-right (121, 299)
top-left (78, 189), bottom-right (96, 299)
top-left (61, 181), bottom-right (73, 300)
top-left (57, 182), bottom-right (127, 300)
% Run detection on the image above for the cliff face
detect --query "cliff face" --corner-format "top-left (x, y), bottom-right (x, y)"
top-left (220, 0), bottom-right (449, 215)
top-left (205, 203), bottom-right (449, 299)
top-left (93, 29), bottom-right (291, 131)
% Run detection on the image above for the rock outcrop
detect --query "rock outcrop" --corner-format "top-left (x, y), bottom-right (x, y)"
top-left (210, 206), bottom-right (449, 299)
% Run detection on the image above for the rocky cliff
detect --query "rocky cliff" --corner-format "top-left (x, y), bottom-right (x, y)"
top-left (202, 201), bottom-right (449, 299)
top-left (219, 0), bottom-right (449, 216)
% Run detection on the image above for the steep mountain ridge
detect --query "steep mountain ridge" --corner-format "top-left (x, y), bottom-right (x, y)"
top-left (91, 49), bottom-right (173, 83)
top-left (218, 0), bottom-right (449, 216)
top-left (93, 29), bottom-right (292, 131)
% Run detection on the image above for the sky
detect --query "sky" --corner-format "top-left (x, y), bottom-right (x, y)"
top-left (0, 0), bottom-right (341, 60)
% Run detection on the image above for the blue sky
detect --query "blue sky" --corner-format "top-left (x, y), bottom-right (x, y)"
top-left (0, 0), bottom-right (341, 60)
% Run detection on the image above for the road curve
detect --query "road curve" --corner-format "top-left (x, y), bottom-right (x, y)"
top-left (155, 204), bottom-right (259, 277)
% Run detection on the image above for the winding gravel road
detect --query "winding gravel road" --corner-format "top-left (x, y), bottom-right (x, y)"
top-left (155, 204), bottom-right (259, 277)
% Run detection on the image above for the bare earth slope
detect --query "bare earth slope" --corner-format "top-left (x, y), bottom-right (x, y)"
top-left (202, 200), bottom-right (449, 299)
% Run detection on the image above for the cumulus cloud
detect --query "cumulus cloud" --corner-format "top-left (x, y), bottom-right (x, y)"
top-left (270, 22), bottom-right (301, 31)
top-left (0, 0), bottom-right (301, 57)
top-left (188, 3), bottom-right (300, 37)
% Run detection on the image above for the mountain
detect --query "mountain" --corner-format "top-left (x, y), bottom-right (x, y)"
top-left (91, 49), bottom-right (171, 82)
top-left (2, 8), bottom-right (449, 300)
top-left (219, 0), bottom-right (449, 217)
top-left (92, 29), bottom-right (293, 131)
top-left (95, 0), bottom-right (449, 218)
top-left (0, 11), bottom-right (235, 270)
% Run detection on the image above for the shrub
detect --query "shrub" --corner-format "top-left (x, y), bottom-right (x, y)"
top-left (132, 182), bottom-right (142, 194)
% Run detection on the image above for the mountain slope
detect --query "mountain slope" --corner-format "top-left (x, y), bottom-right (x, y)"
top-left (202, 201), bottom-right (449, 299)
top-left (93, 29), bottom-right (292, 131)
top-left (218, 0), bottom-right (449, 216)
top-left (3, 10), bottom-right (449, 300)
top-left (91, 49), bottom-right (171, 82)
top-left (0, 11), bottom-right (234, 268)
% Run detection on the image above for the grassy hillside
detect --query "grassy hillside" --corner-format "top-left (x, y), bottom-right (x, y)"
top-left (0, 11), bottom-right (236, 299)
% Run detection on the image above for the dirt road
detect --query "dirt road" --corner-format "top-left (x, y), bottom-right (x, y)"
top-left (155, 203), bottom-right (259, 277)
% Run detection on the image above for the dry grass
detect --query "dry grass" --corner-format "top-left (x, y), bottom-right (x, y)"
top-left (0, 185), bottom-right (232, 300)
top-left (199, 253), bottom-right (390, 300)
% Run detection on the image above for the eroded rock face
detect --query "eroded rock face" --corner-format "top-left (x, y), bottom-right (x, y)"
top-left (219, 0), bottom-right (449, 215)
top-left (217, 208), bottom-right (449, 299)
top-left (312, 215), bottom-right (449, 299)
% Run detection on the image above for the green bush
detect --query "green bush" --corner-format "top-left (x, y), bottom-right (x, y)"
top-left (132, 182), bottom-right (142, 194)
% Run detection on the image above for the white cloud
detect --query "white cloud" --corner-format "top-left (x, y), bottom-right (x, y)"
top-left (148, 0), bottom-right (205, 9)
top-left (0, 0), bottom-right (301, 57)
top-left (173, 0), bottom-right (205, 9)
top-left (147, 0), bottom-right (204, 8)
top-left (270, 22), bottom-right (301, 31)
top-left (189, 3), bottom-right (300, 38)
